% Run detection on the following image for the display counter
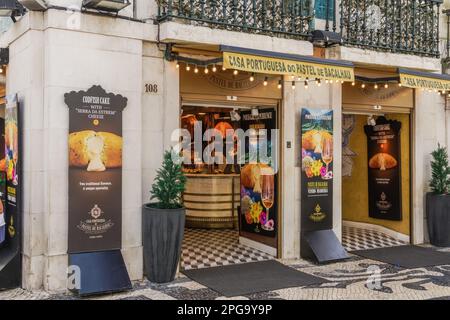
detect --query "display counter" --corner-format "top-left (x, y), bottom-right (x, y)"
top-left (184, 174), bottom-right (240, 229)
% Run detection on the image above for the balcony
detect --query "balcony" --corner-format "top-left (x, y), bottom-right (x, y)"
top-left (334, 0), bottom-right (442, 58)
top-left (157, 0), bottom-right (314, 40)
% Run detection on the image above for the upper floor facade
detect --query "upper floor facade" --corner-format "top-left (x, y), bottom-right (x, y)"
top-left (0, 0), bottom-right (449, 67)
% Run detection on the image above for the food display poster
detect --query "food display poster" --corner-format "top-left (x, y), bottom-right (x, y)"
top-left (65, 86), bottom-right (127, 253)
top-left (240, 109), bottom-right (277, 238)
top-left (0, 94), bottom-right (22, 289)
top-left (364, 117), bottom-right (402, 221)
top-left (301, 109), bottom-right (333, 232)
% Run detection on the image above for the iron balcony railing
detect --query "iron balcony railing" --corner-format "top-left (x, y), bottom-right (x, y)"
top-left (157, 0), bottom-right (314, 39)
top-left (333, 0), bottom-right (442, 58)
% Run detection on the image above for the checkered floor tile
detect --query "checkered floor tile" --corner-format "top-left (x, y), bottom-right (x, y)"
top-left (342, 225), bottom-right (408, 252)
top-left (181, 228), bottom-right (273, 270)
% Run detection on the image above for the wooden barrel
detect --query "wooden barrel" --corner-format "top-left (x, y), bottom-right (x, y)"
top-left (184, 174), bottom-right (240, 229)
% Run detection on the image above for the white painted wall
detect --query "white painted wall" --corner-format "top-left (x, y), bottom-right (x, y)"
top-left (412, 91), bottom-right (447, 244)
top-left (281, 80), bottom-right (342, 259)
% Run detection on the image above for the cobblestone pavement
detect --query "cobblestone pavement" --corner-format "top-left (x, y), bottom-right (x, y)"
top-left (1, 251), bottom-right (449, 300)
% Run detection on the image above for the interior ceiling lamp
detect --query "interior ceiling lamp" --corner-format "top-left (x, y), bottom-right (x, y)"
top-left (17, 0), bottom-right (47, 11)
top-left (83, 0), bottom-right (131, 12)
top-left (0, 0), bottom-right (25, 20)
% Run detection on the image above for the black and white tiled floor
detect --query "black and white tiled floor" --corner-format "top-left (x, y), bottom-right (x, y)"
top-left (181, 228), bottom-right (273, 270)
top-left (342, 225), bottom-right (407, 252)
top-left (181, 226), bottom-right (408, 270)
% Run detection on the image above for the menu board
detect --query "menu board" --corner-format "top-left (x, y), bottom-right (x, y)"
top-left (0, 95), bottom-right (22, 289)
top-left (364, 117), bottom-right (402, 221)
top-left (301, 109), bottom-right (333, 232)
top-left (240, 109), bottom-right (278, 238)
top-left (65, 86), bottom-right (127, 253)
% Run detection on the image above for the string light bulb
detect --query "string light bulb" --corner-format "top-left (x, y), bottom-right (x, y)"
top-left (361, 83), bottom-right (366, 89)
top-left (304, 80), bottom-right (308, 89)
top-left (398, 83), bottom-right (402, 87)
top-left (194, 66), bottom-right (199, 73)
top-left (278, 80), bottom-right (282, 89)
top-left (249, 73), bottom-right (255, 82)
top-left (212, 65), bottom-right (217, 72)
top-left (233, 70), bottom-right (238, 75)
top-left (351, 82), bottom-right (355, 86)
top-left (222, 66), bottom-right (227, 71)
top-left (292, 81), bottom-right (297, 90)
top-left (186, 64), bottom-right (191, 71)
top-left (317, 79), bottom-right (322, 87)
top-left (263, 77), bottom-right (268, 86)
top-left (204, 67), bottom-right (209, 74)
top-left (176, 62), bottom-right (180, 69)
top-left (325, 79), bottom-right (329, 84)
top-left (374, 84), bottom-right (379, 90)
top-left (384, 83), bottom-right (389, 89)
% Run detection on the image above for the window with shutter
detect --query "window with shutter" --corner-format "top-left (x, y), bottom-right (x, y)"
top-left (315, 0), bottom-right (334, 20)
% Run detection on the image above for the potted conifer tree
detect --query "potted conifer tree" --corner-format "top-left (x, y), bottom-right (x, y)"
top-left (426, 144), bottom-right (450, 247)
top-left (143, 150), bottom-right (187, 283)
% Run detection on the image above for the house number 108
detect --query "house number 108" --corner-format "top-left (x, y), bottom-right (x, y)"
top-left (145, 84), bottom-right (158, 93)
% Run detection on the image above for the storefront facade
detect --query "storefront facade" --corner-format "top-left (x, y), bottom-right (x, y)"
top-left (0, 1), bottom-right (448, 292)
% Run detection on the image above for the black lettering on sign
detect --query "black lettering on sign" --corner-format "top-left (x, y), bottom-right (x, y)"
top-left (144, 84), bottom-right (158, 93)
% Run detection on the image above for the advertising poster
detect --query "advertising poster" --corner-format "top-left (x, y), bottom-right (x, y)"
top-left (65, 86), bottom-right (127, 253)
top-left (364, 117), bottom-right (402, 221)
top-left (301, 109), bottom-right (333, 233)
top-left (240, 109), bottom-right (277, 238)
top-left (0, 95), bottom-right (22, 289)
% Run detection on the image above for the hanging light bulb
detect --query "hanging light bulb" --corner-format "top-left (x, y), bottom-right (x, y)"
top-left (340, 80), bottom-right (345, 84)
top-left (277, 80), bottom-right (282, 89)
top-left (292, 81), bottom-right (297, 90)
top-left (263, 77), bottom-right (268, 86)
top-left (176, 62), bottom-right (180, 69)
top-left (291, 75), bottom-right (295, 80)
top-left (329, 79), bottom-right (334, 84)
top-left (204, 67), bottom-right (209, 74)
top-left (325, 79), bottom-right (329, 84)
top-left (351, 82), bottom-right (355, 86)
top-left (374, 84), bottom-right (379, 90)
top-left (186, 64), bottom-right (191, 71)
top-left (233, 70), bottom-right (239, 75)
top-left (398, 82), bottom-right (402, 87)
top-left (317, 79), bottom-right (322, 87)
top-left (222, 66), bottom-right (227, 71)
top-left (384, 83), bottom-right (389, 89)
top-left (194, 66), bottom-right (199, 73)
top-left (212, 65), bottom-right (217, 72)
top-left (361, 83), bottom-right (366, 89)
top-left (249, 73), bottom-right (255, 82)
top-left (304, 80), bottom-right (308, 89)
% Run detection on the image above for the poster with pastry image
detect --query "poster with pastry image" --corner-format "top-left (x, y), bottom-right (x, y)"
top-left (364, 117), bottom-right (402, 221)
top-left (1, 94), bottom-right (22, 290)
top-left (239, 109), bottom-right (277, 239)
top-left (300, 109), bottom-right (334, 234)
top-left (65, 85), bottom-right (127, 253)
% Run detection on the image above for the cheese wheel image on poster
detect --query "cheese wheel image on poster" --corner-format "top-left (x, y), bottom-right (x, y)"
top-left (69, 130), bottom-right (122, 171)
top-left (368, 153), bottom-right (398, 171)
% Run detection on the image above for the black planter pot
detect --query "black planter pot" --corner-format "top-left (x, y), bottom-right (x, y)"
top-left (426, 193), bottom-right (450, 247)
top-left (142, 204), bottom-right (185, 283)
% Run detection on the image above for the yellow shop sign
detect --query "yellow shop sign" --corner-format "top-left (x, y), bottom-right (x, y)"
top-left (223, 51), bottom-right (355, 82)
top-left (399, 68), bottom-right (450, 91)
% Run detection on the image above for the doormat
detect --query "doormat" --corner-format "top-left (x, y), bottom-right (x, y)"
top-left (182, 260), bottom-right (328, 297)
top-left (352, 245), bottom-right (450, 269)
